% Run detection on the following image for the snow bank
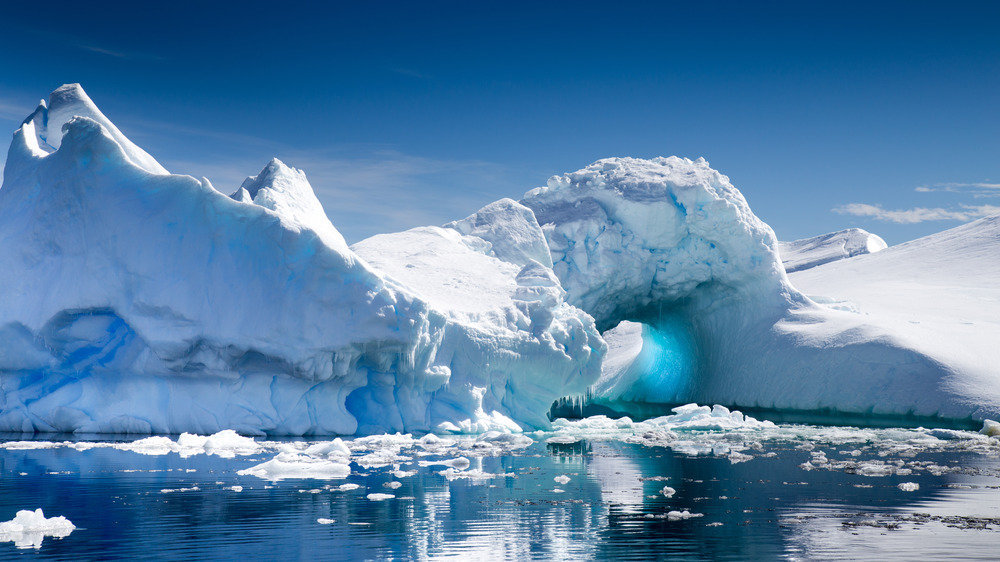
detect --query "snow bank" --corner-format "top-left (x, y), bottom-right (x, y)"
top-left (784, 216), bottom-right (1000, 421)
top-left (0, 509), bottom-right (75, 549)
top-left (0, 84), bottom-right (599, 436)
top-left (778, 228), bottom-right (887, 273)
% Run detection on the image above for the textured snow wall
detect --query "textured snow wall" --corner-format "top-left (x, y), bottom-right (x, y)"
top-left (521, 157), bottom-right (806, 405)
top-left (0, 85), bottom-right (600, 435)
top-left (779, 228), bottom-right (887, 273)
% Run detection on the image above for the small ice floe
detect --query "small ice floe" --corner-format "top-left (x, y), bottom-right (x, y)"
top-left (981, 419), bottom-right (1000, 437)
top-left (553, 488), bottom-right (565, 493)
top-left (438, 468), bottom-right (513, 481)
top-left (116, 430), bottom-right (262, 458)
top-left (226, 486), bottom-right (243, 492)
top-left (419, 457), bottom-right (471, 470)
top-left (661, 486), bottom-right (676, 498)
top-left (367, 493), bottom-right (395, 501)
top-left (645, 510), bottom-right (704, 521)
top-left (317, 518), bottom-right (336, 525)
top-left (554, 475), bottom-right (571, 485)
top-left (667, 510), bottom-right (703, 521)
top-left (336, 483), bottom-right (360, 491)
top-left (383, 482), bottom-right (403, 490)
top-left (898, 482), bottom-right (920, 492)
top-left (160, 487), bottom-right (200, 493)
top-left (0, 509), bottom-right (75, 549)
top-left (237, 452), bottom-right (350, 481)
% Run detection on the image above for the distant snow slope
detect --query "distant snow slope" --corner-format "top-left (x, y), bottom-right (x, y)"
top-left (779, 228), bottom-right (887, 273)
top-left (785, 216), bottom-right (1000, 419)
top-left (0, 85), bottom-right (601, 435)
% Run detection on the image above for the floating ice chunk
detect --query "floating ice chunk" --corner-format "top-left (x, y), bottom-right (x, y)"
top-left (367, 493), bottom-right (395, 501)
top-left (898, 482), bottom-right (920, 492)
top-left (1, 441), bottom-right (63, 451)
top-left (419, 457), bottom-right (472, 470)
top-left (554, 475), bottom-right (571, 485)
top-left (237, 452), bottom-right (350, 481)
top-left (317, 518), bottom-right (336, 525)
top-left (439, 468), bottom-right (513, 481)
top-left (0, 509), bottom-right (75, 549)
top-left (661, 486), bottom-right (676, 498)
top-left (337, 484), bottom-right (360, 491)
top-left (384, 481), bottom-right (403, 490)
top-left (304, 439), bottom-right (352, 458)
top-left (666, 510), bottom-right (703, 521)
top-left (981, 419), bottom-right (1000, 437)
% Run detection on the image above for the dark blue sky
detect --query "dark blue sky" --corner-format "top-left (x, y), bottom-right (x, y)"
top-left (1, 0), bottom-right (998, 244)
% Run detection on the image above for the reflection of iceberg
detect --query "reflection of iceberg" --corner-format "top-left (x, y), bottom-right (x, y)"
top-left (1, 84), bottom-right (999, 435)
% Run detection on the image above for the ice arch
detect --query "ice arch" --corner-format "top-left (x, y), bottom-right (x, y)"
top-left (524, 158), bottom-right (997, 425)
top-left (521, 157), bottom-right (805, 405)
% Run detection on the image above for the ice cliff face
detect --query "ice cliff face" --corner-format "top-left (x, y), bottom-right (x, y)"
top-left (0, 85), bottom-right (601, 435)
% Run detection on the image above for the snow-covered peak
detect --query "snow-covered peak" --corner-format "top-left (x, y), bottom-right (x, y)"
top-left (444, 198), bottom-right (553, 267)
top-left (522, 156), bottom-right (795, 329)
top-left (20, 83), bottom-right (168, 175)
top-left (231, 158), bottom-right (349, 252)
top-left (779, 228), bottom-right (888, 273)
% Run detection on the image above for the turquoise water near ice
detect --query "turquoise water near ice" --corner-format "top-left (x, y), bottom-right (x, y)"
top-left (1, 427), bottom-right (999, 561)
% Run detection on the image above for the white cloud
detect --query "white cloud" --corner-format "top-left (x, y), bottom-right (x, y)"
top-left (914, 182), bottom-right (1000, 195)
top-left (834, 203), bottom-right (1000, 224)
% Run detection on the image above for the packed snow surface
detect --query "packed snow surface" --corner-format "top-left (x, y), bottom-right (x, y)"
top-left (779, 228), bottom-right (887, 273)
top-left (785, 216), bottom-right (1000, 420)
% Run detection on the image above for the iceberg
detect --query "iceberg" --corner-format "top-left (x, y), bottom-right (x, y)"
top-left (1, 84), bottom-right (997, 436)
top-left (521, 157), bottom-right (1000, 424)
top-left (0, 85), bottom-right (601, 435)
top-left (0, 509), bottom-right (75, 550)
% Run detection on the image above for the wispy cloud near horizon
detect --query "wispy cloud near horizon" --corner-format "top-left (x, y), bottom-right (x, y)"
top-left (914, 182), bottom-right (1000, 196)
top-left (834, 203), bottom-right (1000, 224)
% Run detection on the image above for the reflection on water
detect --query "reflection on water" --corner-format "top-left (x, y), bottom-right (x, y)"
top-left (1, 422), bottom-right (999, 561)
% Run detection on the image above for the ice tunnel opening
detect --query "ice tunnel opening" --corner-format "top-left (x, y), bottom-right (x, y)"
top-left (550, 310), bottom-right (700, 420)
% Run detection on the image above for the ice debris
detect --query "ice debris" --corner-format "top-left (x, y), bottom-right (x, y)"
top-left (0, 509), bottom-right (75, 550)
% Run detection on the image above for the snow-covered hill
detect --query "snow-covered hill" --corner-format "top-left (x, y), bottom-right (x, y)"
top-left (785, 216), bottom-right (1000, 420)
top-left (779, 228), bottom-right (887, 273)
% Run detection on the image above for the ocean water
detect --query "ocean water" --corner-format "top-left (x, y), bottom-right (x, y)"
top-left (1, 418), bottom-right (999, 561)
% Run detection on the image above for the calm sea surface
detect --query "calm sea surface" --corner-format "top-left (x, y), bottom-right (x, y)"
top-left (1, 423), bottom-right (999, 561)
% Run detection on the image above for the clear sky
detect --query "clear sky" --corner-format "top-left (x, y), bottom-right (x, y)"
top-left (1, 0), bottom-right (997, 245)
